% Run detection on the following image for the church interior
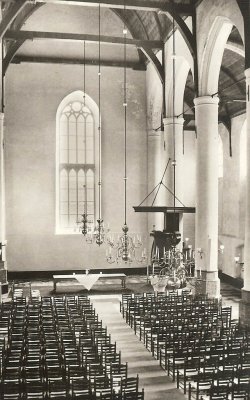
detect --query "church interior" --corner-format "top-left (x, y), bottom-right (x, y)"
top-left (0, 0), bottom-right (249, 399)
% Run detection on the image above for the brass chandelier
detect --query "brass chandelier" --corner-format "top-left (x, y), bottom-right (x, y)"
top-left (79, 4), bottom-right (109, 246)
top-left (106, 14), bottom-right (147, 265)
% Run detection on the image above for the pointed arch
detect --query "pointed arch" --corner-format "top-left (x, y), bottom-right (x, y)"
top-left (56, 90), bottom-right (99, 234)
top-left (199, 17), bottom-right (234, 96)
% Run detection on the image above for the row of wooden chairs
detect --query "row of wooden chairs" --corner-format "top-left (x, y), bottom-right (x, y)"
top-left (0, 294), bottom-right (144, 400)
top-left (0, 375), bottom-right (143, 399)
top-left (120, 291), bottom-right (250, 400)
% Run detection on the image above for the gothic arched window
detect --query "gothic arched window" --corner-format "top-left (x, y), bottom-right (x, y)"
top-left (56, 91), bottom-right (99, 234)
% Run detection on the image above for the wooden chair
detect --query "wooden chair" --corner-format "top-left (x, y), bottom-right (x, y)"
top-left (121, 376), bottom-right (139, 396)
top-left (47, 380), bottom-right (69, 400)
top-left (71, 378), bottom-right (92, 399)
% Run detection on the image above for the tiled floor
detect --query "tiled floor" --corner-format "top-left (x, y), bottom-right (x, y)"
top-left (220, 281), bottom-right (241, 319)
top-left (91, 296), bottom-right (185, 400)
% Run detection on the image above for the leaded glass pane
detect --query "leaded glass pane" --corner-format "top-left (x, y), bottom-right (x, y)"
top-left (69, 170), bottom-right (76, 187)
top-left (69, 202), bottom-right (77, 214)
top-left (63, 105), bottom-right (71, 113)
top-left (86, 150), bottom-right (94, 164)
top-left (69, 136), bottom-right (76, 150)
top-left (78, 201), bottom-right (85, 213)
top-left (86, 119), bottom-right (93, 138)
top-left (58, 97), bottom-right (96, 233)
top-left (72, 101), bottom-right (81, 112)
top-left (87, 189), bottom-right (94, 201)
top-left (69, 113), bottom-right (76, 128)
top-left (78, 170), bottom-right (85, 203)
top-left (60, 202), bottom-right (68, 214)
top-left (69, 215), bottom-right (77, 226)
top-left (69, 150), bottom-right (76, 164)
top-left (60, 189), bottom-right (68, 202)
top-left (83, 106), bottom-right (90, 113)
top-left (87, 202), bottom-right (94, 216)
top-left (77, 113), bottom-right (85, 124)
top-left (60, 135), bottom-right (68, 150)
top-left (86, 169), bottom-right (94, 187)
top-left (78, 136), bottom-right (85, 149)
top-left (78, 150), bottom-right (85, 164)
top-left (69, 189), bottom-right (77, 201)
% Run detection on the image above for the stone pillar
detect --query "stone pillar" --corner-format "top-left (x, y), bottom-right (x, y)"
top-left (240, 68), bottom-right (250, 323)
top-left (147, 131), bottom-right (164, 231)
top-left (194, 96), bottom-right (220, 298)
top-left (163, 117), bottom-right (185, 247)
top-left (0, 112), bottom-right (7, 301)
top-left (0, 35), bottom-right (7, 300)
top-left (163, 117), bottom-right (185, 205)
top-left (0, 113), bottom-right (5, 248)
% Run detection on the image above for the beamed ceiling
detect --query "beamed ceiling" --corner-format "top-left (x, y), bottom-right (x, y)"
top-left (0, 0), bottom-right (246, 127)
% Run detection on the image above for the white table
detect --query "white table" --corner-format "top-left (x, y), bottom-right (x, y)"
top-left (53, 273), bottom-right (126, 292)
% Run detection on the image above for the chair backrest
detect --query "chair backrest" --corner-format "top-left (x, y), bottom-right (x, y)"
top-left (124, 389), bottom-right (145, 400)
top-left (93, 375), bottom-right (110, 390)
top-left (110, 362), bottom-right (128, 379)
top-left (99, 388), bottom-right (116, 400)
top-left (121, 376), bottom-right (139, 393)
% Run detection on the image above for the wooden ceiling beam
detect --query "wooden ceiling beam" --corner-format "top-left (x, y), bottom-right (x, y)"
top-left (225, 40), bottom-right (244, 58)
top-left (236, 0), bottom-right (250, 69)
top-left (5, 29), bottom-right (164, 49)
top-left (220, 65), bottom-right (245, 96)
top-left (1, 0), bottom-right (193, 14)
top-left (183, 125), bottom-right (195, 131)
top-left (140, 45), bottom-right (164, 83)
top-left (183, 114), bottom-right (195, 122)
top-left (11, 54), bottom-right (146, 70)
top-left (3, 39), bottom-right (25, 75)
top-left (0, 0), bottom-right (26, 37)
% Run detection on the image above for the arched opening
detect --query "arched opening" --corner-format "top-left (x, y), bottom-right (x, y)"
top-left (199, 17), bottom-right (234, 95)
top-left (56, 90), bottom-right (99, 234)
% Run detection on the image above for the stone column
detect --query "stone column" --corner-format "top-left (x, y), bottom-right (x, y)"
top-left (0, 37), bottom-right (5, 261)
top-left (163, 117), bottom-right (185, 205)
top-left (147, 131), bottom-right (164, 231)
top-left (0, 113), bottom-right (5, 251)
top-left (0, 112), bottom-right (7, 302)
top-left (240, 68), bottom-right (250, 323)
top-left (163, 117), bottom-right (185, 247)
top-left (194, 96), bottom-right (220, 298)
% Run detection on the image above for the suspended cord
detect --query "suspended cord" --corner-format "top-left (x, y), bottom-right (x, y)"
top-left (172, 15), bottom-right (176, 219)
top-left (83, 41), bottom-right (87, 217)
top-left (176, 105), bottom-right (195, 119)
top-left (211, 77), bottom-right (246, 98)
top-left (1, 42), bottom-right (4, 113)
top-left (83, 41), bottom-right (86, 107)
top-left (123, 6), bottom-right (127, 226)
top-left (98, 1), bottom-right (102, 221)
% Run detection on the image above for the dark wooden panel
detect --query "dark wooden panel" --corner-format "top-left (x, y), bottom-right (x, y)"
top-left (133, 206), bottom-right (195, 213)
